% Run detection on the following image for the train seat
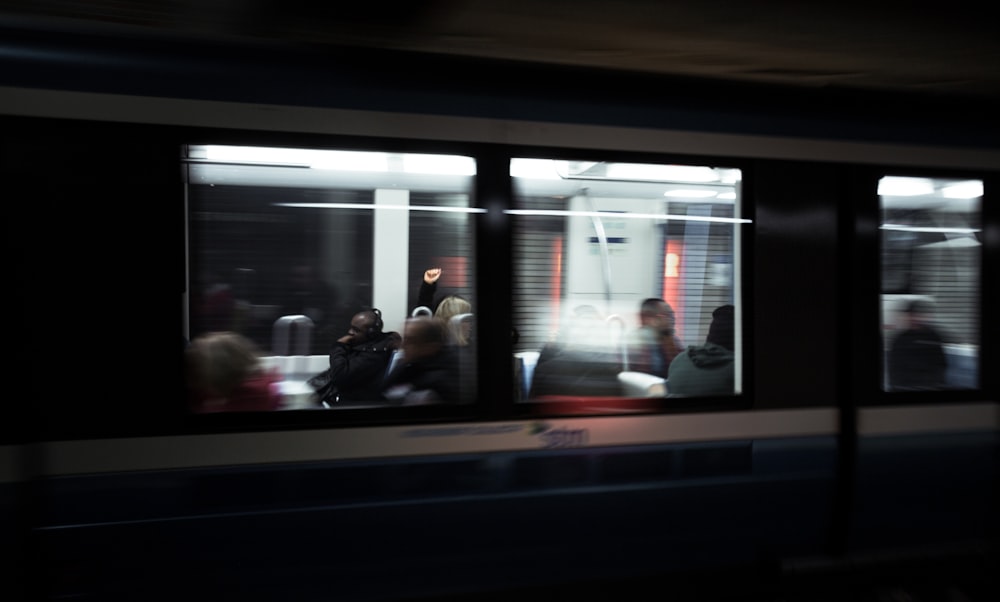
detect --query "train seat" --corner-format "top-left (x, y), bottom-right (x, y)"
top-left (386, 349), bottom-right (404, 378)
top-left (271, 314), bottom-right (314, 355)
top-left (617, 371), bottom-right (668, 397)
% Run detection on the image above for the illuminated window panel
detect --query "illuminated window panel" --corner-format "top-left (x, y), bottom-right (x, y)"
top-left (185, 145), bottom-right (478, 410)
top-left (510, 159), bottom-right (746, 405)
top-left (879, 175), bottom-right (982, 392)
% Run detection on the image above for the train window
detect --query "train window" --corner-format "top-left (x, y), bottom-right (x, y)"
top-left (879, 175), bottom-right (981, 391)
top-left (510, 159), bottom-right (746, 405)
top-left (184, 144), bottom-right (479, 410)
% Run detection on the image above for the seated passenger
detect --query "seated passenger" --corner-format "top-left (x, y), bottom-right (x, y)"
top-left (382, 317), bottom-right (462, 404)
top-left (185, 331), bottom-right (282, 413)
top-left (887, 299), bottom-right (948, 391)
top-left (308, 308), bottom-right (402, 404)
top-left (667, 305), bottom-right (735, 397)
top-left (418, 268), bottom-right (477, 398)
top-left (626, 298), bottom-right (684, 378)
top-left (529, 305), bottom-right (622, 398)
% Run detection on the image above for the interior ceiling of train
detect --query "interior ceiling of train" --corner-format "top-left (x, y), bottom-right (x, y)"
top-left (3, 0), bottom-right (1000, 102)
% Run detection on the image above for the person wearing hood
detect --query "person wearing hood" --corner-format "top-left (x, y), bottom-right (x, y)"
top-left (667, 305), bottom-right (735, 397)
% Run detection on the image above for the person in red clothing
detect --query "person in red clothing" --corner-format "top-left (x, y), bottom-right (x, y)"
top-left (184, 331), bottom-right (282, 413)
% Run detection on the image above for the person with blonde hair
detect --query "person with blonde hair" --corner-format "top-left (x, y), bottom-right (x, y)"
top-left (434, 294), bottom-right (472, 323)
top-left (415, 267), bottom-right (474, 347)
top-left (434, 296), bottom-right (472, 346)
top-left (413, 267), bottom-right (476, 397)
top-left (184, 331), bottom-right (282, 413)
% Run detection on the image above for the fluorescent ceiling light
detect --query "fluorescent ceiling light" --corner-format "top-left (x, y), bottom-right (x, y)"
top-left (198, 145), bottom-right (387, 171)
top-left (564, 161), bottom-right (600, 176)
top-left (505, 209), bottom-right (751, 224)
top-left (878, 176), bottom-right (935, 196)
top-left (403, 154), bottom-right (476, 176)
top-left (607, 164), bottom-right (719, 182)
top-left (510, 159), bottom-right (564, 179)
top-left (310, 151), bottom-right (388, 172)
top-left (716, 191), bottom-right (737, 200)
top-left (195, 145), bottom-right (477, 175)
top-left (202, 145), bottom-right (313, 166)
top-left (941, 180), bottom-right (983, 199)
top-left (718, 169), bottom-right (742, 184)
top-left (510, 159), bottom-right (738, 185)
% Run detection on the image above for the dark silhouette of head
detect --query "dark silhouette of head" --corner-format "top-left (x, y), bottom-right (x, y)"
top-left (402, 316), bottom-right (447, 362)
top-left (347, 308), bottom-right (383, 343)
top-left (706, 305), bottom-right (735, 351)
top-left (639, 297), bottom-right (676, 335)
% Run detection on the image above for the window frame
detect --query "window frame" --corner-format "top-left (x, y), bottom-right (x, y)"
top-left (182, 136), bottom-right (757, 428)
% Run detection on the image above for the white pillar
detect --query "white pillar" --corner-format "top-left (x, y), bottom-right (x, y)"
top-left (373, 188), bottom-right (409, 333)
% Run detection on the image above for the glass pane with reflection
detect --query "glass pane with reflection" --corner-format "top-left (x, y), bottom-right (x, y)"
top-left (879, 176), bottom-right (981, 391)
top-left (185, 145), bottom-right (477, 410)
top-left (510, 159), bottom-right (745, 405)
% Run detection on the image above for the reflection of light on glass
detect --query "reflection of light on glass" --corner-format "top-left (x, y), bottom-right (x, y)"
top-left (505, 209), bottom-right (750, 224)
top-left (196, 145), bottom-right (477, 174)
top-left (665, 253), bottom-right (680, 278)
top-left (200, 145), bottom-right (391, 171)
top-left (276, 203), bottom-right (486, 213)
top-left (880, 224), bottom-right (979, 234)
top-left (663, 189), bottom-right (718, 198)
top-left (941, 180), bottom-right (983, 199)
top-left (878, 176), bottom-right (935, 196)
top-left (716, 191), bottom-right (737, 200)
top-left (403, 154), bottom-right (476, 175)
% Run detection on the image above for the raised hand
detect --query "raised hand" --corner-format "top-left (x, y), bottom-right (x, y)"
top-left (424, 268), bottom-right (442, 284)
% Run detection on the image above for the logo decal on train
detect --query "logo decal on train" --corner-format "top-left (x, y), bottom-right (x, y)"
top-left (530, 422), bottom-right (589, 448)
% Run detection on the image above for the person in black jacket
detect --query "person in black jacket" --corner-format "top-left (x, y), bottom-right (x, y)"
top-left (382, 317), bottom-right (462, 404)
top-left (309, 308), bottom-right (401, 404)
top-left (529, 305), bottom-right (622, 398)
top-left (887, 299), bottom-right (947, 391)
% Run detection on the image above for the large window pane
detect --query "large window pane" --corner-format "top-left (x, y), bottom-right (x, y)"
top-left (879, 176), bottom-right (981, 391)
top-left (511, 159), bottom-right (745, 402)
top-left (185, 145), bottom-right (477, 410)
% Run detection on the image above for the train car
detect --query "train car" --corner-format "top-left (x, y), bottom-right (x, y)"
top-left (1, 22), bottom-right (997, 601)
